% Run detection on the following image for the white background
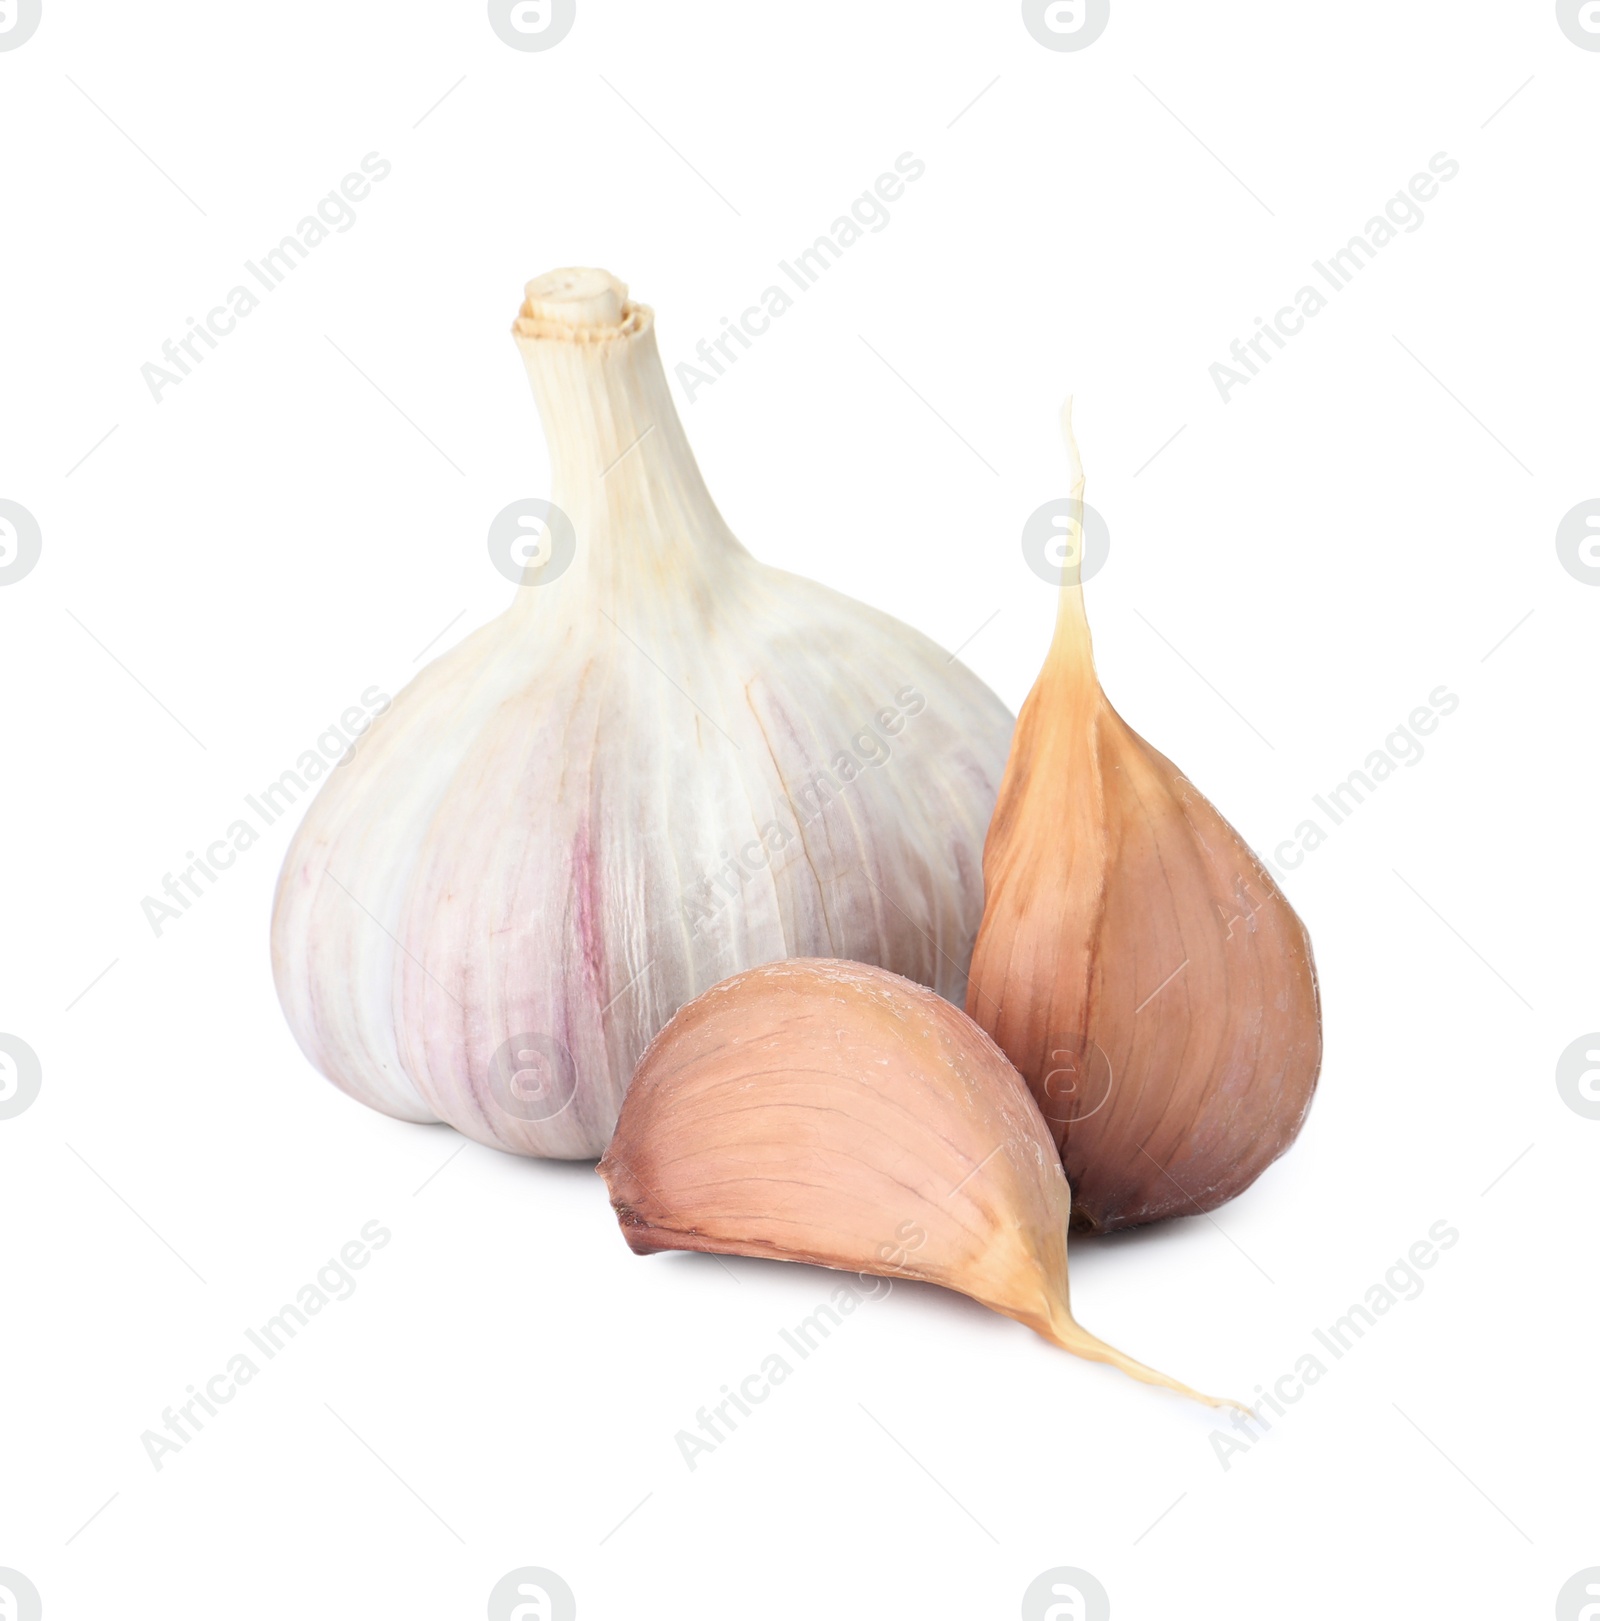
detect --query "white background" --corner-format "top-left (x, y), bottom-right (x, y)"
top-left (2, 3), bottom-right (1596, 1617)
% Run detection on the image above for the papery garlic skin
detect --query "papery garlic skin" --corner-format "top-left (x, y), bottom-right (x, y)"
top-left (600, 958), bottom-right (1237, 1407)
top-left (965, 408), bottom-right (1321, 1233)
top-left (270, 269), bottom-right (1012, 1158)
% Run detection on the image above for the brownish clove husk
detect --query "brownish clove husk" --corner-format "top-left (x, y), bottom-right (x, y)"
top-left (965, 404), bottom-right (1322, 1233)
top-left (599, 958), bottom-right (1240, 1408)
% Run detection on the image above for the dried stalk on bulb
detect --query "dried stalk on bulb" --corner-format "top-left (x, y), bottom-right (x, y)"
top-left (965, 406), bottom-right (1321, 1233)
top-left (599, 958), bottom-right (1239, 1408)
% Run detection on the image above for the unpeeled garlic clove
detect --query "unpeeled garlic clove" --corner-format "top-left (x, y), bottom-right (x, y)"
top-left (598, 957), bottom-right (1236, 1407)
top-left (965, 405), bottom-right (1321, 1233)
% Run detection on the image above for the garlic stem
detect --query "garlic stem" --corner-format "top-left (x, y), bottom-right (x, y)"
top-left (512, 271), bottom-right (742, 608)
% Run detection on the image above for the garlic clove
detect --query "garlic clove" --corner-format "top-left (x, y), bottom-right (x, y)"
top-left (271, 271), bottom-right (1014, 1158)
top-left (599, 958), bottom-right (1239, 1408)
top-left (965, 405), bottom-right (1321, 1233)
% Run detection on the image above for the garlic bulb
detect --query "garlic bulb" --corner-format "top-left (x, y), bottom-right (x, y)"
top-left (270, 268), bottom-right (1013, 1158)
top-left (600, 958), bottom-right (1235, 1407)
top-left (965, 407), bottom-right (1321, 1232)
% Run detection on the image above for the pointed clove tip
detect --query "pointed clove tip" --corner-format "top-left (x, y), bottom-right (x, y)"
top-left (1043, 1306), bottom-right (1230, 1409)
top-left (1042, 395), bottom-right (1094, 658)
top-left (1057, 396), bottom-right (1085, 494)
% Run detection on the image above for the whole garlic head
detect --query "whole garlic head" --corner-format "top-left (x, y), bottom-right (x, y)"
top-left (270, 268), bottom-right (1014, 1158)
